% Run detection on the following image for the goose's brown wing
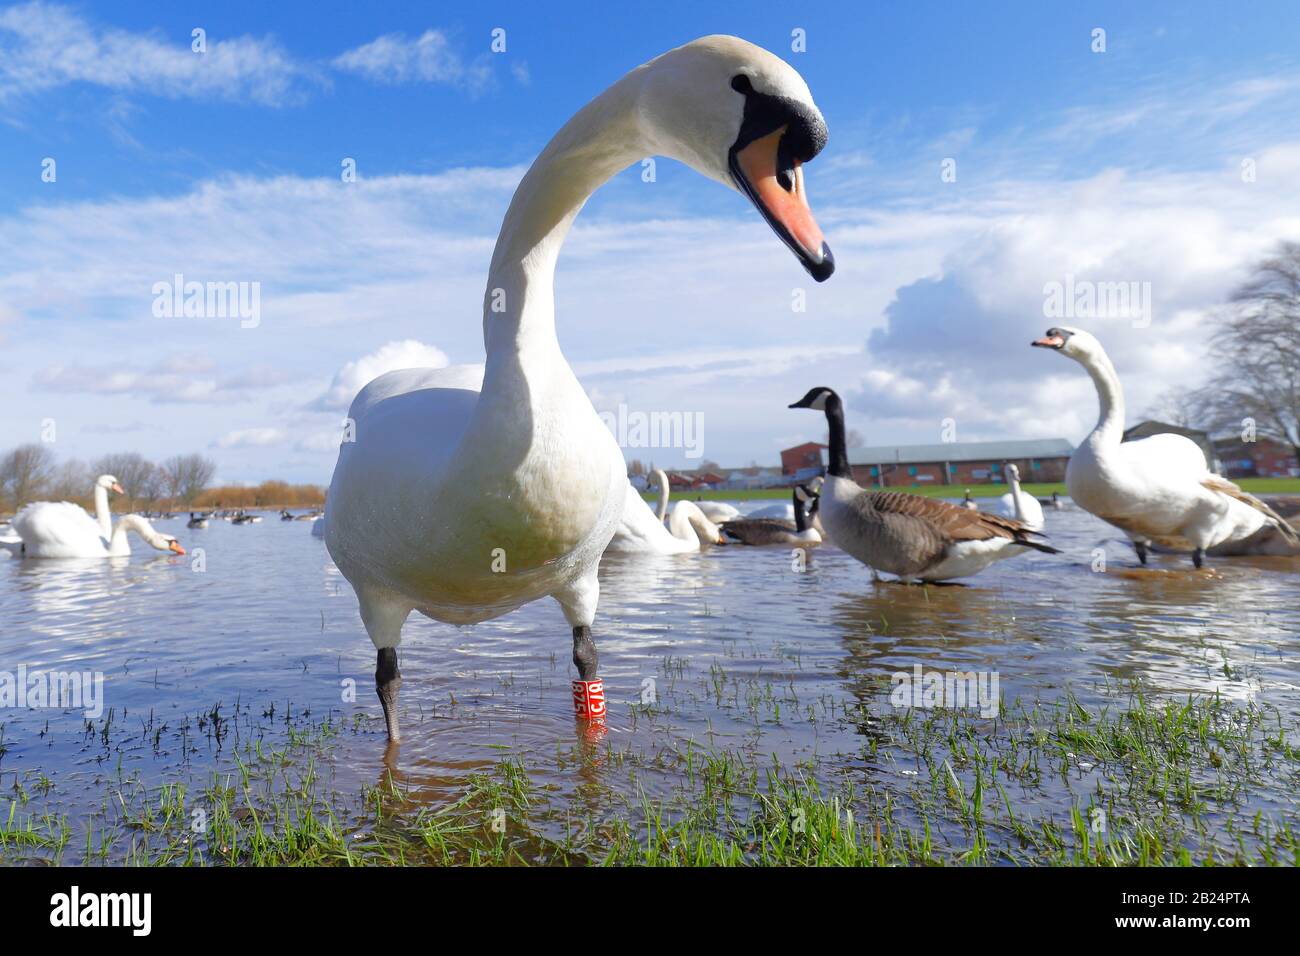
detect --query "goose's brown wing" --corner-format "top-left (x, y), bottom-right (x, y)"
top-left (864, 491), bottom-right (1048, 543)
top-left (720, 518), bottom-right (795, 544)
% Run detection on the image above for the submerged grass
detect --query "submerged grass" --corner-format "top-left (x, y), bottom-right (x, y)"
top-left (2, 686), bottom-right (1295, 866)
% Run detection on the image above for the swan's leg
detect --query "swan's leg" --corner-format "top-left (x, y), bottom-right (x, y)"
top-left (1134, 541), bottom-right (1148, 565)
top-left (1192, 547), bottom-right (1204, 569)
top-left (357, 590), bottom-right (411, 742)
top-left (572, 626), bottom-right (598, 680)
top-left (554, 571), bottom-right (606, 723)
top-left (555, 571), bottom-right (601, 679)
top-left (376, 648), bottom-right (401, 740)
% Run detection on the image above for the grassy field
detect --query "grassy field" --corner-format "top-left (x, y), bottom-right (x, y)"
top-left (652, 477), bottom-right (1300, 501)
top-left (3, 685), bottom-right (1296, 866)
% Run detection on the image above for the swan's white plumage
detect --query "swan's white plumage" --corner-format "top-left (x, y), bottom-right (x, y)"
top-left (10, 503), bottom-right (178, 558)
top-left (607, 484), bottom-right (720, 553)
top-left (321, 35), bottom-right (832, 743)
top-left (1040, 326), bottom-right (1296, 555)
top-left (996, 464), bottom-right (1044, 531)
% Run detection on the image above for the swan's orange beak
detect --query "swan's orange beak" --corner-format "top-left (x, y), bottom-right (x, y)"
top-left (1031, 334), bottom-right (1066, 349)
top-left (169, 540), bottom-right (186, 555)
top-left (731, 125), bottom-right (833, 282)
top-left (111, 482), bottom-right (125, 495)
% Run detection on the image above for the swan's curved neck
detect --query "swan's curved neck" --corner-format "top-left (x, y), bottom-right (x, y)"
top-left (1081, 349), bottom-right (1125, 447)
top-left (1008, 469), bottom-right (1025, 522)
top-left (483, 71), bottom-right (649, 365)
top-left (653, 469), bottom-right (670, 522)
top-left (93, 485), bottom-right (112, 539)
top-left (112, 514), bottom-right (164, 550)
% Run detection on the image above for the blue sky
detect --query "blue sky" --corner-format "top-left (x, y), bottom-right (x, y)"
top-left (2, 1), bottom-right (1299, 483)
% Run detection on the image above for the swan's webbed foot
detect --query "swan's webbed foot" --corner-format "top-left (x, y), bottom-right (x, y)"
top-left (1134, 541), bottom-right (1147, 566)
top-left (572, 625), bottom-right (598, 681)
top-left (1192, 547), bottom-right (1204, 569)
top-left (376, 647), bottom-right (402, 742)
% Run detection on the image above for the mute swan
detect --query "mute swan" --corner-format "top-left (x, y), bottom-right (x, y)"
top-left (745, 499), bottom-right (797, 521)
top-left (721, 482), bottom-right (822, 545)
top-left (695, 500), bottom-right (742, 524)
top-left (639, 467), bottom-right (740, 525)
top-left (997, 463), bottom-right (1045, 531)
top-left (0, 473), bottom-right (123, 553)
top-left (324, 36), bottom-right (835, 741)
top-left (789, 387), bottom-right (1058, 582)
top-left (607, 479), bottom-right (725, 554)
top-left (1032, 326), bottom-right (1298, 566)
top-left (7, 506), bottom-right (183, 559)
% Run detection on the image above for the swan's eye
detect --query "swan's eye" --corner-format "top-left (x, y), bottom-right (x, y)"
top-left (731, 74), bottom-right (753, 94)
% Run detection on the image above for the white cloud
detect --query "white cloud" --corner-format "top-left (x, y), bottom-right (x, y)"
top-left (0, 1), bottom-right (314, 106)
top-left (333, 30), bottom-right (490, 90)
top-left (311, 339), bottom-right (451, 411)
top-left (215, 427), bottom-right (287, 449)
top-left (29, 355), bottom-right (296, 405)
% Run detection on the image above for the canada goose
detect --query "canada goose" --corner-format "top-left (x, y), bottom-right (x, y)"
top-left (962, 490), bottom-right (977, 511)
top-left (187, 512), bottom-right (209, 529)
top-left (721, 482), bottom-right (821, 545)
top-left (997, 463), bottom-right (1045, 531)
top-left (1032, 326), bottom-right (1299, 566)
top-left (1037, 492), bottom-right (1064, 509)
top-left (788, 387), bottom-right (1059, 582)
top-left (323, 37), bottom-right (836, 741)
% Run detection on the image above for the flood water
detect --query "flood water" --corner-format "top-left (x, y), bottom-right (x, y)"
top-left (2, 501), bottom-right (1298, 862)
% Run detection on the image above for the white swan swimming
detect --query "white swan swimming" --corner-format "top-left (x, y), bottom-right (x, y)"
top-left (997, 463), bottom-right (1045, 531)
top-left (1, 473), bottom-right (120, 553)
top-left (607, 470), bottom-right (725, 553)
top-left (5, 504), bottom-right (184, 559)
top-left (1032, 326), bottom-right (1299, 566)
top-left (323, 36), bottom-right (834, 741)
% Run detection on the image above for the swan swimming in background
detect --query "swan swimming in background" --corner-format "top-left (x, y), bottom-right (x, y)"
top-left (5, 506), bottom-right (184, 559)
top-left (607, 470), bottom-right (725, 553)
top-left (323, 36), bottom-right (836, 741)
top-left (2, 473), bottom-right (123, 553)
top-left (997, 463), bottom-right (1045, 531)
top-left (1032, 326), bottom-right (1299, 566)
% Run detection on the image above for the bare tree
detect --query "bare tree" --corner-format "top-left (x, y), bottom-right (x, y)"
top-left (0, 444), bottom-right (56, 511)
top-left (139, 464), bottom-right (167, 510)
top-left (1195, 241), bottom-right (1300, 460)
top-left (163, 454), bottom-right (217, 507)
top-left (1143, 386), bottom-right (1200, 429)
top-left (48, 459), bottom-right (91, 501)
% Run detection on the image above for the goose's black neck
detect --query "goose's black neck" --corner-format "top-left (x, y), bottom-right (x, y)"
top-left (793, 487), bottom-right (808, 532)
top-left (824, 394), bottom-right (851, 479)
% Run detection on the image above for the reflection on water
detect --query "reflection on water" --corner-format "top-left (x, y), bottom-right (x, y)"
top-left (1, 504), bottom-right (1298, 844)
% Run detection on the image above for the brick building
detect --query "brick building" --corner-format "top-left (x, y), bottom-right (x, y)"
top-left (840, 438), bottom-right (1073, 488)
top-left (1213, 436), bottom-right (1299, 478)
top-left (780, 441), bottom-right (826, 476)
